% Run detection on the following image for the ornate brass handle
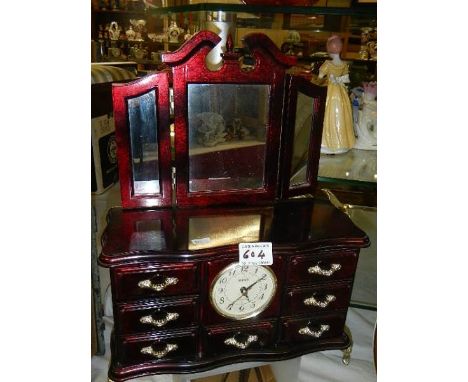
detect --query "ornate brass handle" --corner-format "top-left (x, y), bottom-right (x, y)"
top-left (139, 312), bottom-right (179, 327)
top-left (138, 276), bottom-right (179, 291)
top-left (303, 294), bottom-right (336, 308)
top-left (224, 334), bottom-right (258, 349)
top-left (308, 263), bottom-right (341, 276)
top-left (140, 343), bottom-right (178, 359)
top-left (298, 324), bottom-right (330, 338)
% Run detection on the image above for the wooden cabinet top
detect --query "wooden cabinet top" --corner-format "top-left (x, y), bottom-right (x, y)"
top-left (100, 198), bottom-right (369, 266)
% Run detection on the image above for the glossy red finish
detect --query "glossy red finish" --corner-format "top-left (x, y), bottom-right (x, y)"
top-left (280, 74), bottom-right (327, 198)
top-left (100, 198), bottom-right (368, 266)
top-left (280, 312), bottom-right (347, 343)
top-left (99, 198), bottom-right (369, 381)
top-left (112, 262), bottom-right (199, 301)
top-left (116, 296), bottom-right (199, 335)
top-left (287, 251), bottom-right (359, 285)
top-left (100, 31), bottom-right (369, 381)
top-left (112, 73), bottom-right (172, 208)
top-left (203, 320), bottom-right (277, 355)
top-left (285, 282), bottom-right (353, 315)
top-left (162, 31), bottom-right (297, 207)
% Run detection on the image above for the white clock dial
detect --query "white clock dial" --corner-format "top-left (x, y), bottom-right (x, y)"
top-left (210, 263), bottom-right (277, 320)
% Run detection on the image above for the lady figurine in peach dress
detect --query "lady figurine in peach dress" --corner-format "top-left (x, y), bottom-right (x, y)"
top-left (318, 35), bottom-right (355, 154)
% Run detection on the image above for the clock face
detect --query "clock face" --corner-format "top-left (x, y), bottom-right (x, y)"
top-left (210, 263), bottom-right (277, 320)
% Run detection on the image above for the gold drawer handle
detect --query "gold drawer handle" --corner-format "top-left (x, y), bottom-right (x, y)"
top-left (308, 263), bottom-right (341, 276)
top-left (139, 312), bottom-right (180, 327)
top-left (138, 277), bottom-right (179, 291)
top-left (298, 324), bottom-right (330, 338)
top-left (304, 294), bottom-right (336, 308)
top-left (224, 334), bottom-right (258, 349)
top-left (140, 343), bottom-right (178, 359)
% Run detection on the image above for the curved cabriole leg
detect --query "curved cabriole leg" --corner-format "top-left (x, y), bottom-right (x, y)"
top-left (342, 325), bottom-right (353, 365)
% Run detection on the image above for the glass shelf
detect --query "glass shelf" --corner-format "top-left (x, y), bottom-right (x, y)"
top-left (148, 3), bottom-right (377, 17)
top-left (318, 149), bottom-right (376, 187)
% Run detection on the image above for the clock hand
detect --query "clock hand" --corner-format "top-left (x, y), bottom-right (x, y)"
top-left (244, 274), bottom-right (267, 293)
top-left (227, 286), bottom-right (251, 309)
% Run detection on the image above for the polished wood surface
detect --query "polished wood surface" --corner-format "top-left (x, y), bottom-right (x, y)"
top-left (162, 31), bottom-right (296, 207)
top-left (100, 197), bottom-right (368, 381)
top-left (112, 72), bottom-right (173, 208)
top-left (100, 198), bottom-right (368, 265)
top-left (280, 74), bottom-right (327, 198)
top-left (102, 31), bottom-right (369, 382)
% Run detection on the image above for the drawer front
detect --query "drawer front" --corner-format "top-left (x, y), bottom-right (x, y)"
top-left (118, 329), bottom-right (198, 365)
top-left (281, 313), bottom-right (346, 343)
top-left (113, 263), bottom-right (199, 301)
top-left (287, 251), bottom-right (358, 285)
top-left (203, 320), bottom-right (276, 356)
top-left (116, 296), bottom-right (199, 335)
top-left (284, 283), bottom-right (352, 315)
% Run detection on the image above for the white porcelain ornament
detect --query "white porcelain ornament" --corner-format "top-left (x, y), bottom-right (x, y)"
top-left (354, 82), bottom-right (377, 150)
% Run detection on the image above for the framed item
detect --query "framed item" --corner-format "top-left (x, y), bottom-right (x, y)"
top-left (112, 73), bottom-right (172, 208)
top-left (162, 31), bottom-right (296, 207)
top-left (279, 74), bottom-right (327, 199)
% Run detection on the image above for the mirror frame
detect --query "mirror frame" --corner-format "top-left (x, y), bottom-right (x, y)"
top-left (279, 74), bottom-right (327, 199)
top-left (163, 31), bottom-right (296, 207)
top-left (112, 72), bottom-right (172, 208)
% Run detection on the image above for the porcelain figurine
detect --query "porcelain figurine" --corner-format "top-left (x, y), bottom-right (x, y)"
top-left (108, 21), bottom-right (121, 41)
top-left (354, 82), bottom-right (377, 150)
top-left (168, 20), bottom-right (184, 43)
top-left (126, 26), bottom-right (136, 41)
top-left (130, 19), bottom-right (146, 41)
top-left (318, 35), bottom-right (355, 154)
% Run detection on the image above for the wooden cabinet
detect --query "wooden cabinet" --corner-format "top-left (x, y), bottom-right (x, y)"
top-left (98, 29), bottom-right (371, 381)
top-left (99, 199), bottom-right (369, 380)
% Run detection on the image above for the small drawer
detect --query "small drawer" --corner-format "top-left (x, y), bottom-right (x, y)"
top-left (287, 251), bottom-right (358, 285)
top-left (284, 283), bottom-right (352, 315)
top-left (118, 328), bottom-right (198, 365)
top-left (113, 263), bottom-right (199, 301)
top-left (116, 296), bottom-right (199, 335)
top-left (281, 313), bottom-right (346, 344)
top-left (203, 320), bottom-right (276, 356)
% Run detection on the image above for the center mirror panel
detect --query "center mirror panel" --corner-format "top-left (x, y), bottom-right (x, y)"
top-left (127, 90), bottom-right (160, 195)
top-left (187, 84), bottom-right (270, 193)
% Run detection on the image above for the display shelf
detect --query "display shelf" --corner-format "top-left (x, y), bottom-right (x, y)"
top-left (318, 149), bottom-right (376, 185)
top-left (315, 149), bottom-right (377, 207)
top-left (148, 3), bottom-right (376, 17)
top-left (92, 1), bottom-right (376, 68)
top-left (92, 9), bottom-right (149, 16)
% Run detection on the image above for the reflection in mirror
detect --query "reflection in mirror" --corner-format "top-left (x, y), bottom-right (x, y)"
top-left (188, 214), bottom-right (261, 250)
top-left (129, 219), bottom-right (166, 251)
top-left (127, 90), bottom-right (160, 195)
top-left (290, 92), bottom-right (316, 187)
top-left (187, 84), bottom-right (270, 192)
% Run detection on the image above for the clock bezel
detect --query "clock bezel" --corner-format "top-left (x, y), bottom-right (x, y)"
top-left (209, 262), bottom-right (277, 321)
